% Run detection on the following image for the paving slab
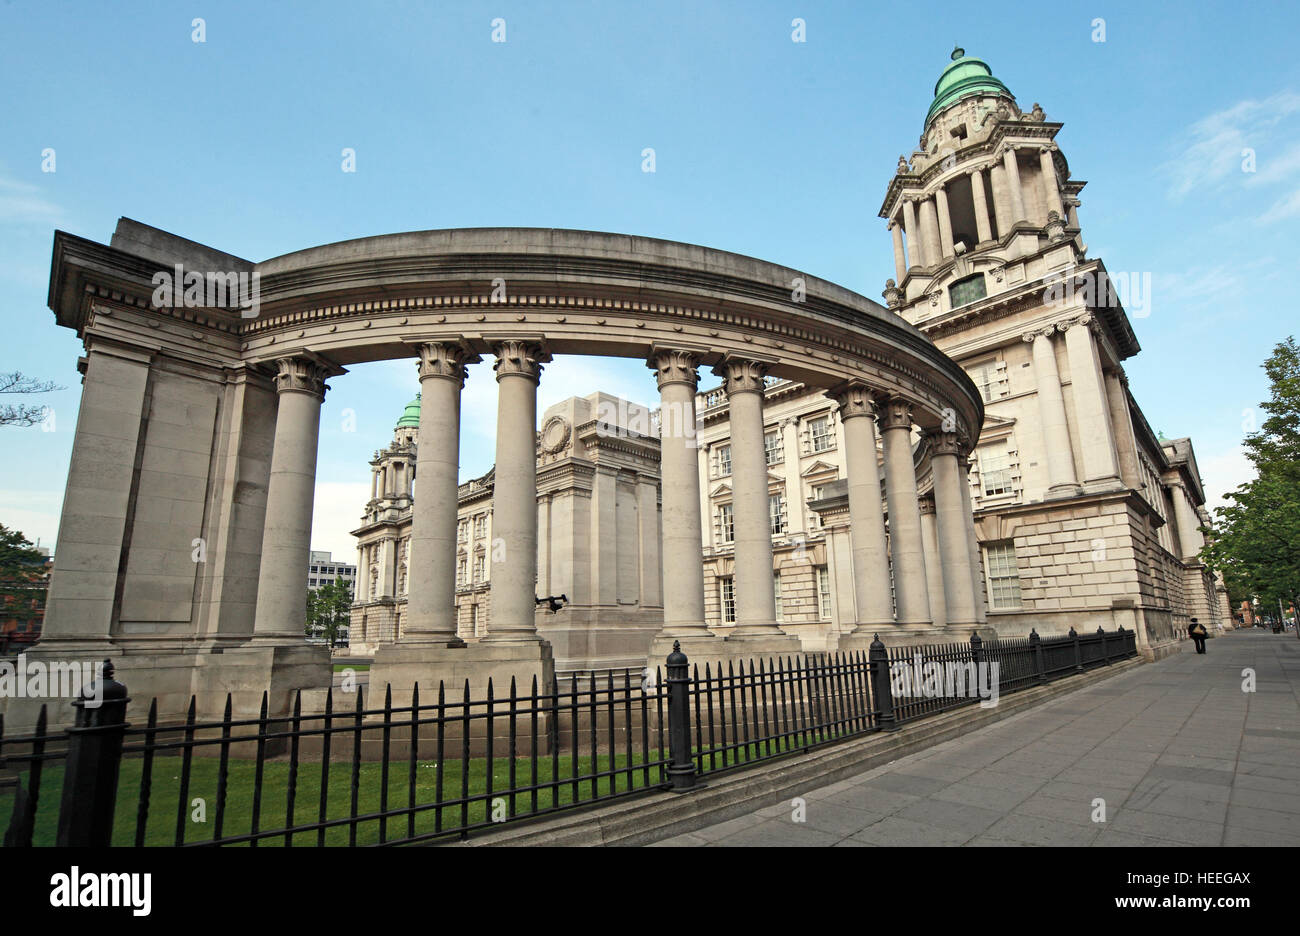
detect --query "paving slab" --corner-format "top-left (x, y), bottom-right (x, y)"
top-left (645, 630), bottom-right (1300, 847)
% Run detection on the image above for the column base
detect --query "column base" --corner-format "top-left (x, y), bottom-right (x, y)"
top-left (1044, 483), bottom-right (1083, 500)
top-left (369, 638), bottom-right (555, 707)
top-left (648, 632), bottom-right (722, 668)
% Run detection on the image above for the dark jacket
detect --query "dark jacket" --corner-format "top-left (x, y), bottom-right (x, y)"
top-left (1188, 622), bottom-right (1207, 639)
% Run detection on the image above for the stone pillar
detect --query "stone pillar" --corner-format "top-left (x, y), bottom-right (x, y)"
top-left (712, 357), bottom-right (788, 640)
top-left (877, 397), bottom-right (930, 628)
top-left (919, 197), bottom-right (942, 267)
top-left (404, 341), bottom-right (477, 645)
top-left (648, 350), bottom-right (714, 649)
top-left (889, 220), bottom-right (907, 282)
top-left (1039, 146), bottom-right (1065, 220)
top-left (1104, 368), bottom-right (1142, 489)
top-left (918, 496), bottom-right (947, 629)
top-left (958, 454), bottom-right (987, 625)
top-left (252, 356), bottom-right (334, 643)
top-left (989, 161), bottom-right (1010, 238)
top-left (1024, 328), bottom-right (1080, 497)
top-left (969, 167), bottom-right (993, 243)
top-left (1002, 145), bottom-right (1027, 225)
top-left (935, 185), bottom-right (955, 260)
top-left (828, 382), bottom-right (893, 633)
top-left (484, 340), bottom-right (550, 642)
top-left (1172, 483), bottom-right (1204, 560)
top-left (928, 431), bottom-right (978, 632)
top-left (1061, 315), bottom-right (1121, 486)
top-left (902, 198), bottom-right (922, 269)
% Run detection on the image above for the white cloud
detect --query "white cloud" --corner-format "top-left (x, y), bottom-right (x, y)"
top-left (1199, 445), bottom-right (1256, 515)
top-left (0, 489), bottom-right (62, 550)
top-left (0, 174), bottom-right (66, 228)
top-left (1162, 91), bottom-right (1300, 199)
top-left (310, 480), bottom-right (371, 562)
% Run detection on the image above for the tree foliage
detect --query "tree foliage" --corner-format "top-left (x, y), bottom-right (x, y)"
top-left (0, 523), bottom-right (50, 626)
top-left (1202, 337), bottom-right (1300, 617)
top-left (306, 579), bottom-right (353, 648)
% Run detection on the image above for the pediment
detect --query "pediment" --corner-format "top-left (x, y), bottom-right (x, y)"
top-left (801, 460), bottom-right (839, 478)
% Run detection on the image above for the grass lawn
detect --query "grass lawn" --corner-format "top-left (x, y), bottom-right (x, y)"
top-left (332, 663), bottom-right (370, 672)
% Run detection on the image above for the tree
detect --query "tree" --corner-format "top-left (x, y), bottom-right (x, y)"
top-left (0, 372), bottom-right (63, 427)
top-left (306, 579), bottom-right (353, 648)
top-left (1201, 337), bottom-right (1300, 630)
top-left (0, 523), bottom-right (50, 639)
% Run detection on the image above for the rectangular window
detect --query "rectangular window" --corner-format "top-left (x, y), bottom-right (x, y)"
top-left (473, 554), bottom-right (486, 583)
top-left (458, 520), bottom-right (468, 543)
top-left (949, 273), bottom-right (987, 308)
top-left (808, 416), bottom-right (832, 454)
top-left (968, 361), bottom-right (1000, 403)
top-left (817, 566), bottom-right (831, 620)
top-left (720, 577), bottom-right (736, 624)
top-left (718, 503), bottom-right (735, 544)
top-left (984, 542), bottom-right (1023, 610)
top-left (769, 494), bottom-right (787, 535)
top-left (774, 572), bottom-right (783, 623)
top-left (979, 444), bottom-right (1015, 497)
top-left (457, 558), bottom-right (467, 587)
top-left (308, 578), bottom-right (317, 587)
top-left (716, 444), bottom-right (732, 477)
top-left (470, 605), bottom-right (482, 637)
top-left (764, 430), bottom-right (784, 466)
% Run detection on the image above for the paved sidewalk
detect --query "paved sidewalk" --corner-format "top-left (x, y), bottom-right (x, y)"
top-left (648, 629), bottom-right (1300, 846)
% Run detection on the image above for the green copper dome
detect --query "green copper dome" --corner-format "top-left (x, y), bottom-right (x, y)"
top-left (396, 393), bottom-right (421, 429)
top-left (924, 46), bottom-right (1014, 128)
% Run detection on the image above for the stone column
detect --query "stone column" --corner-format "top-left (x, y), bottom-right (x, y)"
top-left (919, 197), bottom-right (942, 267)
top-left (928, 431), bottom-right (978, 631)
top-left (713, 357), bottom-right (785, 638)
top-left (404, 341), bottom-right (477, 645)
top-left (1002, 145), bottom-right (1027, 225)
top-left (958, 453), bottom-right (987, 625)
top-left (989, 161), bottom-right (1010, 237)
top-left (1172, 483), bottom-right (1205, 560)
top-left (889, 220), bottom-right (907, 282)
top-left (902, 198), bottom-right (923, 269)
top-left (252, 356), bottom-right (333, 643)
top-left (918, 496), bottom-right (946, 629)
top-left (1039, 145), bottom-right (1065, 221)
top-left (484, 340), bottom-right (550, 642)
top-left (1104, 368), bottom-right (1141, 489)
top-left (935, 185), bottom-right (955, 260)
top-left (969, 167), bottom-right (993, 243)
top-left (828, 382), bottom-right (894, 632)
top-left (1024, 328), bottom-right (1080, 497)
top-left (648, 350), bottom-right (714, 647)
top-left (1061, 316), bottom-right (1121, 486)
top-left (877, 397), bottom-right (930, 628)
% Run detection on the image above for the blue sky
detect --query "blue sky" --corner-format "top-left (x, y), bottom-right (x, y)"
top-left (1, 0), bottom-right (1296, 559)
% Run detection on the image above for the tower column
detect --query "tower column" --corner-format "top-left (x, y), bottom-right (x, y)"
top-left (648, 349), bottom-right (714, 645)
top-left (989, 161), bottom-right (1010, 237)
top-left (969, 167), bottom-right (993, 243)
top-left (1002, 144), bottom-right (1027, 224)
top-left (1024, 328), bottom-right (1080, 497)
top-left (919, 197), bottom-right (942, 267)
top-left (918, 495), bottom-right (946, 629)
top-left (404, 341), bottom-right (478, 644)
top-left (902, 198), bottom-right (922, 269)
top-left (252, 356), bottom-right (336, 643)
top-left (877, 397), bottom-right (931, 628)
top-left (713, 357), bottom-right (787, 639)
top-left (828, 381), bottom-right (893, 632)
top-left (935, 185), bottom-right (955, 259)
top-left (889, 220), bottom-right (907, 282)
top-left (928, 431), bottom-right (978, 632)
top-left (1061, 316), bottom-right (1121, 486)
top-left (958, 453), bottom-right (986, 625)
top-left (1039, 145), bottom-right (1065, 219)
top-left (484, 340), bottom-right (551, 642)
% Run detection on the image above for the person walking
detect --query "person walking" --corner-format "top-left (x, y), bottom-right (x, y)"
top-left (1188, 617), bottom-right (1208, 654)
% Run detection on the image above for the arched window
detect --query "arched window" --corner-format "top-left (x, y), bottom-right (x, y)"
top-left (949, 273), bottom-right (987, 308)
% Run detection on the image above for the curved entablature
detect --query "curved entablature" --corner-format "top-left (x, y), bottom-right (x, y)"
top-left (49, 224), bottom-right (984, 439)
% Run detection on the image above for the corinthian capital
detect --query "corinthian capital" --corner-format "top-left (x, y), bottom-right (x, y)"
top-left (648, 349), bottom-right (701, 391)
top-left (925, 429), bottom-right (964, 457)
top-left (492, 340), bottom-right (550, 382)
top-left (272, 356), bottom-right (334, 399)
top-left (826, 380), bottom-right (877, 421)
top-left (712, 357), bottom-right (769, 396)
top-left (417, 341), bottom-right (479, 387)
top-left (874, 395), bottom-right (914, 431)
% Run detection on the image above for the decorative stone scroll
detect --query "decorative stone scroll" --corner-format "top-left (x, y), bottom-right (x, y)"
top-left (713, 357), bottom-right (769, 396)
top-left (650, 349), bottom-right (701, 391)
top-left (273, 356), bottom-right (333, 399)
top-left (491, 339), bottom-right (550, 382)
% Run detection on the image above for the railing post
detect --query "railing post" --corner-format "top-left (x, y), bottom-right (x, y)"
top-left (1029, 629), bottom-right (1046, 685)
top-left (665, 642), bottom-right (697, 792)
top-left (55, 659), bottom-right (129, 847)
top-left (1098, 627), bottom-right (1110, 665)
top-left (869, 635), bottom-right (898, 731)
top-left (1069, 626), bottom-right (1082, 672)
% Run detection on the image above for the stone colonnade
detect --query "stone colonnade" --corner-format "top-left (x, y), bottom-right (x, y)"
top-left (890, 143), bottom-right (1063, 279)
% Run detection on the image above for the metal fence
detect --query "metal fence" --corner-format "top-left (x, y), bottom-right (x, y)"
top-left (0, 626), bottom-right (1135, 847)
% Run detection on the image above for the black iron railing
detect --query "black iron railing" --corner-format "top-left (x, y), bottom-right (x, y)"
top-left (0, 626), bottom-right (1137, 847)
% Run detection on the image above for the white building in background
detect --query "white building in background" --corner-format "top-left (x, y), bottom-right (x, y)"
top-left (308, 550), bottom-right (356, 592)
